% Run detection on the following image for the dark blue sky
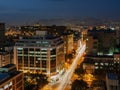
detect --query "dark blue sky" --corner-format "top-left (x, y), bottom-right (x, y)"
top-left (0, 0), bottom-right (120, 24)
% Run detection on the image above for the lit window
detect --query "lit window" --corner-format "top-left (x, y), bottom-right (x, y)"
top-left (17, 48), bottom-right (23, 50)
top-left (4, 84), bottom-right (8, 89)
top-left (100, 63), bottom-right (103, 66)
top-left (114, 61), bottom-right (117, 63)
top-left (95, 63), bottom-right (98, 65)
top-left (41, 48), bottom-right (47, 50)
top-left (9, 82), bottom-right (12, 86)
top-left (36, 61), bottom-right (38, 63)
top-left (105, 63), bottom-right (108, 66)
top-left (95, 66), bottom-right (98, 69)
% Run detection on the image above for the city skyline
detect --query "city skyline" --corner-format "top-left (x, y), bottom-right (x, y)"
top-left (0, 0), bottom-right (120, 25)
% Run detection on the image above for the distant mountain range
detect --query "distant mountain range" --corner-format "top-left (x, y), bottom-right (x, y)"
top-left (36, 17), bottom-right (120, 26)
top-left (6, 17), bottom-right (120, 26)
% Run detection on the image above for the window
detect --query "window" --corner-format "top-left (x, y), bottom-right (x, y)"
top-left (93, 45), bottom-right (97, 49)
top-left (30, 57), bottom-right (34, 67)
top-left (42, 61), bottom-right (46, 68)
top-left (93, 42), bottom-right (97, 44)
top-left (50, 48), bottom-right (56, 55)
top-left (23, 48), bottom-right (28, 54)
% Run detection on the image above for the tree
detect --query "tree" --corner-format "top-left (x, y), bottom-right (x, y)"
top-left (91, 80), bottom-right (106, 90)
top-left (30, 73), bottom-right (48, 89)
top-left (71, 79), bottom-right (88, 90)
top-left (24, 73), bottom-right (48, 90)
top-left (74, 67), bottom-right (85, 78)
top-left (36, 74), bottom-right (48, 89)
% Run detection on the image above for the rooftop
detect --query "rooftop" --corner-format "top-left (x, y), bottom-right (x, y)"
top-left (0, 73), bottom-right (9, 83)
top-left (15, 35), bottom-right (64, 47)
top-left (0, 51), bottom-right (9, 55)
top-left (2, 64), bottom-right (15, 68)
top-left (0, 64), bottom-right (22, 85)
top-left (22, 35), bottom-right (60, 40)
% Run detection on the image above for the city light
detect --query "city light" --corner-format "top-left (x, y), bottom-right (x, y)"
top-left (58, 43), bottom-right (86, 90)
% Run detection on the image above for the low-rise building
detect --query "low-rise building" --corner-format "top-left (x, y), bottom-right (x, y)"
top-left (83, 54), bottom-right (120, 73)
top-left (0, 64), bottom-right (24, 90)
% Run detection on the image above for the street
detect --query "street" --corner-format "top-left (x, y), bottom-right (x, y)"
top-left (57, 43), bottom-right (86, 90)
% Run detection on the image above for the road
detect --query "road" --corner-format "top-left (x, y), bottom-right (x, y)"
top-left (57, 43), bottom-right (86, 90)
top-left (42, 43), bottom-right (86, 90)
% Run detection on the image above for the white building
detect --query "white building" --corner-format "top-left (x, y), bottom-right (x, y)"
top-left (14, 35), bottom-right (65, 78)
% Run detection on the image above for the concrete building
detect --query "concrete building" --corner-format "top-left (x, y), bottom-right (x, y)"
top-left (115, 28), bottom-right (120, 45)
top-left (62, 33), bottom-right (74, 55)
top-left (0, 64), bottom-right (24, 90)
top-left (73, 30), bottom-right (82, 51)
top-left (86, 29), bottom-right (117, 55)
top-left (86, 36), bottom-right (99, 55)
top-left (0, 51), bottom-right (10, 67)
top-left (14, 36), bottom-right (65, 77)
top-left (83, 54), bottom-right (120, 73)
top-left (74, 39), bottom-right (82, 51)
top-left (114, 53), bottom-right (120, 61)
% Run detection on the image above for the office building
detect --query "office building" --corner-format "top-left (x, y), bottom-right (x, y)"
top-left (14, 36), bottom-right (65, 77)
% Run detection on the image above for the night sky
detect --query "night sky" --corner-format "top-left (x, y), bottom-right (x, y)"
top-left (0, 0), bottom-right (120, 24)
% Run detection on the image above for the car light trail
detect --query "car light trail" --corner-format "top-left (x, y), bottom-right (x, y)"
top-left (58, 44), bottom-right (86, 90)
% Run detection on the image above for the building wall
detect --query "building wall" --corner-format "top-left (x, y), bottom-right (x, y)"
top-left (0, 53), bottom-right (10, 67)
top-left (86, 36), bottom-right (98, 55)
top-left (14, 44), bottom-right (65, 75)
top-left (116, 29), bottom-right (120, 45)
top-left (63, 34), bottom-right (73, 55)
top-left (56, 45), bottom-right (65, 73)
top-left (114, 54), bottom-right (120, 61)
top-left (74, 39), bottom-right (81, 51)
top-left (87, 30), bottom-right (117, 55)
